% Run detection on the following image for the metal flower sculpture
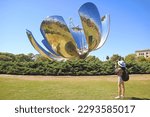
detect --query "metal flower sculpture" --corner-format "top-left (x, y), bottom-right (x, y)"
top-left (26, 2), bottom-right (110, 61)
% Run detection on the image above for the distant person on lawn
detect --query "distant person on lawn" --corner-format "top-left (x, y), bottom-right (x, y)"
top-left (115, 60), bottom-right (126, 99)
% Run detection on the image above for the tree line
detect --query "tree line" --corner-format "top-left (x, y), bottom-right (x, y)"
top-left (0, 52), bottom-right (150, 75)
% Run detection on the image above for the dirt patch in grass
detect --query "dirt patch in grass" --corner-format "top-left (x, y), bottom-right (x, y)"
top-left (0, 74), bottom-right (150, 81)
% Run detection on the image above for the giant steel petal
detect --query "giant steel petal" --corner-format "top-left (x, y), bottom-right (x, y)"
top-left (40, 28), bottom-right (61, 57)
top-left (40, 16), bottom-right (80, 59)
top-left (26, 30), bottom-right (66, 61)
top-left (42, 39), bottom-right (60, 56)
top-left (69, 27), bottom-right (88, 55)
top-left (96, 15), bottom-right (110, 50)
top-left (78, 2), bottom-right (102, 51)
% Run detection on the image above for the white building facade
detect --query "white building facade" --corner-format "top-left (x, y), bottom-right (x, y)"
top-left (135, 49), bottom-right (150, 58)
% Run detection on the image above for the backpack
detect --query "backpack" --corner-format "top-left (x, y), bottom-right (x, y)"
top-left (121, 67), bottom-right (129, 81)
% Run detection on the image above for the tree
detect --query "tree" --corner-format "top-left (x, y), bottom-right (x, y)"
top-left (0, 52), bottom-right (150, 75)
top-left (110, 54), bottom-right (122, 62)
top-left (27, 53), bottom-right (35, 61)
top-left (125, 54), bottom-right (136, 62)
top-left (136, 56), bottom-right (146, 62)
top-left (0, 52), bottom-right (15, 61)
top-left (0, 55), bottom-right (13, 61)
top-left (34, 54), bottom-right (50, 62)
top-left (106, 56), bottom-right (109, 61)
top-left (16, 54), bottom-right (33, 62)
top-left (146, 57), bottom-right (150, 62)
top-left (86, 55), bottom-right (101, 63)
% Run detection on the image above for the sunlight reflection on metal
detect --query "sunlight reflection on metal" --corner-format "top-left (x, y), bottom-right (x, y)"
top-left (26, 2), bottom-right (110, 61)
top-left (40, 16), bottom-right (80, 59)
top-left (96, 14), bottom-right (110, 50)
top-left (26, 30), bottom-right (66, 61)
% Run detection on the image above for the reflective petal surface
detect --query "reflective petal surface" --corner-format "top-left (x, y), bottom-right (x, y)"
top-left (26, 30), bottom-right (66, 61)
top-left (96, 15), bottom-right (110, 49)
top-left (69, 26), bottom-right (88, 55)
top-left (40, 16), bottom-right (80, 59)
top-left (79, 2), bottom-right (102, 51)
top-left (26, 2), bottom-right (110, 61)
top-left (41, 39), bottom-right (60, 56)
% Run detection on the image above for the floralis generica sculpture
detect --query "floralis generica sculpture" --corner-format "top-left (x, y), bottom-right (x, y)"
top-left (26, 2), bottom-right (110, 61)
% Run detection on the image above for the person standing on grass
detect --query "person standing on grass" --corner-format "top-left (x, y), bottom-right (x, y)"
top-left (115, 60), bottom-right (126, 99)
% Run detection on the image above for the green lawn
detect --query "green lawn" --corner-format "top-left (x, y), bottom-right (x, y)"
top-left (0, 74), bottom-right (150, 100)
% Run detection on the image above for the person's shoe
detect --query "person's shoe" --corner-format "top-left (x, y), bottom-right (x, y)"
top-left (121, 95), bottom-right (125, 98)
top-left (115, 96), bottom-right (121, 99)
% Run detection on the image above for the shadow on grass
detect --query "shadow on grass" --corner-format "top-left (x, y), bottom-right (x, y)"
top-left (128, 97), bottom-right (150, 100)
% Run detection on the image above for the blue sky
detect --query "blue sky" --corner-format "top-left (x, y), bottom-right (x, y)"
top-left (0, 0), bottom-right (150, 60)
